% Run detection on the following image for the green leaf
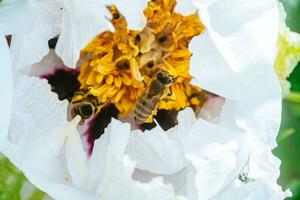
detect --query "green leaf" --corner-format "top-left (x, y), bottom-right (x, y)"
top-left (0, 155), bottom-right (51, 200)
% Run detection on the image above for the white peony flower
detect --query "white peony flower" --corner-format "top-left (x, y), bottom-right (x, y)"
top-left (0, 0), bottom-right (292, 199)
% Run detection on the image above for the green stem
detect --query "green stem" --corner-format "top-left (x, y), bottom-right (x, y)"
top-left (285, 92), bottom-right (300, 104)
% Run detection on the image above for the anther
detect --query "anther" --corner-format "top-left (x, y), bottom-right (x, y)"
top-left (158, 36), bottom-right (167, 43)
top-left (147, 61), bottom-right (154, 68)
top-left (112, 12), bottom-right (120, 20)
top-left (116, 59), bottom-right (130, 70)
top-left (135, 34), bottom-right (141, 43)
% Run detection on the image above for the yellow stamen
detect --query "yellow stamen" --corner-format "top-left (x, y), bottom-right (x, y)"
top-left (76, 0), bottom-right (206, 121)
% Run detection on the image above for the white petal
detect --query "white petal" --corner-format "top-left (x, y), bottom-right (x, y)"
top-left (0, 36), bottom-right (12, 146)
top-left (175, 108), bottom-right (197, 134)
top-left (191, 0), bottom-right (274, 35)
top-left (86, 119), bottom-right (131, 191)
top-left (185, 142), bottom-right (238, 200)
top-left (197, 94), bottom-right (225, 122)
top-left (10, 0), bottom-right (62, 70)
top-left (88, 119), bottom-right (176, 200)
top-left (8, 75), bottom-right (69, 144)
top-left (182, 102), bottom-right (249, 200)
top-left (29, 50), bottom-right (64, 76)
top-left (0, 0), bottom-right (34, 35)
top-left (126, 125), bottom-right (186, 175)
top-left (62, 128), bottom-right (88, 188)
top-left (125, 108), bottom-right (198, 175)
top-left (114, 0), bottom-right (148, 30)
top-left (175, 0), bottom-right (197, 15)
top-left (0, 74), bottom-right (99, 199)
top-left (187, 2), bottom-right (284, 196)
top-left (216, 179), bottom-right (291, 200)
top-left (190, 0), bottom-right (279, 100)
top-left (56, 0), bottom-right (110, 68)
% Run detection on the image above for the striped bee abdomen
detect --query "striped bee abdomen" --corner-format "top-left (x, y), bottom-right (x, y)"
top-left (134, 93), bottom-right (161, 124)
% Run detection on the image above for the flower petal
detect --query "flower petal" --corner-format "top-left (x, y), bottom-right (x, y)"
top-left (216, 179), bottom-right (291, 200)
top-left (175, 0), bottom-right (197, 15)
top-left (114, 0), bottom-right (148, 30)
top-left (125, 108), bottom-right (198, 176)
top-left (191, 0), bottom-right (274, 35)
top-left (10, 0), bottom-right (62, 70)
top-left (190, 0), bottom-right (278, 100)
top-left (181, 103), bottom-right (249, 200)
top-left (55, 0), bottom-right (110, 68)
top-left (0, 36), bottom-right (12, 146)
top-left (62, 128), bottom-right (88, 188)
top-left (187, 2), bottom-right (285, 196)
top-left (87, 119), bottom-right (176, 200)
top-left (7, 75), bottom-right (69, 144)
top-left (0, 75), bottom-right (97, 200)
top-left (86, 119), bottom-right (131, 191)
top-left (29, 50), bottom-right (65, 76)
top-left (185, 141), bottom-right (238, 200)
top-left (0, 0), bottom-right (34, 35)
top-left (126, 125), bottom-right (186, 175)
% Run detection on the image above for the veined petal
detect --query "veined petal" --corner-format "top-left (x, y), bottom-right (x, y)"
top-left (126, 125), bottom-right (186, 175)
top-left (7, 75), bottom-right (69, 144)
top-left (55, 0), bottom-right (111, 68)
top-left (191, 0), bottom-right (274, 35)
top-left (0, 36), bottom-right (12, 147)
top-left (86, 119), bottom-right (131, 191)
top-left (187, 2), bottom-right (284, 196)
top-left (62, 128), bottom-right (88, 188)
top-left (181, 104), bottom-right (248, 200)
top-left (0, 75), bottom-right (97, 200)
top-left (185, 142), bottom-right (238, 200)
top-left (87, 119), bottom-right (176, 200)
top-left (190, 0), bottom-right (279, 100)
top-left (216, 179), bottom-right (291, 200)
top-left (10, 0), bottom-right (62, 70)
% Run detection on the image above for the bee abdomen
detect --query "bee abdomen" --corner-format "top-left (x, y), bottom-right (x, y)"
top-left (134, 110), bottom-right (150, 124)
top-left (134, 97), bottom-right (159, 124)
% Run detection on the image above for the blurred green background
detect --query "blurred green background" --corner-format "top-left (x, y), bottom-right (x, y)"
top-left (1, 0), bottom-right (300, 199)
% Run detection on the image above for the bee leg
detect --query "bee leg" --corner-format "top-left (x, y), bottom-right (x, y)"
top-left (79, 118), bottom-right (85, 126)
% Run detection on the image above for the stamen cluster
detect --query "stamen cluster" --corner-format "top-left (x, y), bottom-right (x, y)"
top-left (77, 0), bottom-right (205, 122)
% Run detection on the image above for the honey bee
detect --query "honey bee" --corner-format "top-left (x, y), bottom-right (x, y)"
top-left (134, 71), bottom-right (173, 124)
top-left (70, 90), bottom-right (102, 125)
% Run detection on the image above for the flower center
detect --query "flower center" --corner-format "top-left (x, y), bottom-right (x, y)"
top-left (73, 0), bottom-right (206, 125)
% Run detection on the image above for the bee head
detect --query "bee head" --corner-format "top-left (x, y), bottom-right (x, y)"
top-left (157, 71), bottom-right (173, 86)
